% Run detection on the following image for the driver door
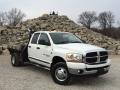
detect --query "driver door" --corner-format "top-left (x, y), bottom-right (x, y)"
top-left (36, 33), bottom-right (52, 67)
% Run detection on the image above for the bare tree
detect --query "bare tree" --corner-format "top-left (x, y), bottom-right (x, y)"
top-left (98, 11), bottom-right (114, 30)
top-left (78, 11), bottom-right (97, 29)
top-left (98, 12), bottom-right (107, 30)
top-left (106, 11), bottom-right (114, 29)
top-left (0, 12), bottom-right (6, 26)
top-left (6, 8), bottom-right (25, 26)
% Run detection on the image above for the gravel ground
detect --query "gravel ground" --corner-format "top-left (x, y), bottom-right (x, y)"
top-left (0, 55), bottom-right (120, 90)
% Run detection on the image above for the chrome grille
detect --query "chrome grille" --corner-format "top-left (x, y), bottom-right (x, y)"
top-left (100, 51), bottom-right (108, 62)
top-left (86, 52), bottom-right (97, 57)
top-left (85, 51), bottom-right (108, 64)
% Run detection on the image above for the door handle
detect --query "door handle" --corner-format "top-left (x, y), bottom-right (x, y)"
top-left (28, 46), bottom-right (31, 48)
top-left (36, 47), bottom-right (40, 49)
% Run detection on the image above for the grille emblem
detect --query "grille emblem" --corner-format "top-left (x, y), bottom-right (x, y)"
top-left (97, 52), bottom-right (100, 63)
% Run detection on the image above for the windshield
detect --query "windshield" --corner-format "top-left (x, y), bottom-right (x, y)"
top-left (49, 33), bottom-right (83, 44)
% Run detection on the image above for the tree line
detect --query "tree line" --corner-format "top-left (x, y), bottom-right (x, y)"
top-left (0, 8), bottom-right (25, 27)
top-left (78, 11), bottom-right (120, 40)
top-left (0, 9), bottom-right (117, 30)
top-left (78, 11), bottom-right (115, 30)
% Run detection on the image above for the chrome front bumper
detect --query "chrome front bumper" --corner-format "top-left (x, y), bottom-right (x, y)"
top-left (67, 59), bottom-right (111, 75)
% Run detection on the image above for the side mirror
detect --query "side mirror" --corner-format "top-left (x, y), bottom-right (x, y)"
top-left (39, 40), bottom-right (51, 46)
top-left (44, 41), bottom-right (51, 46)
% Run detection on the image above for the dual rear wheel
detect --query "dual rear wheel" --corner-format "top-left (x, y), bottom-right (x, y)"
top-left (11, 54), bottom-right (24, 66)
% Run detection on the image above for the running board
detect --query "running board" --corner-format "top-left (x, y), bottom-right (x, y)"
top-left (30, 61), bottom-right (50, 70)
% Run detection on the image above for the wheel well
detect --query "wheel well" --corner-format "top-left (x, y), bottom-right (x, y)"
top-left (51, 56), bottom-right (66, 69)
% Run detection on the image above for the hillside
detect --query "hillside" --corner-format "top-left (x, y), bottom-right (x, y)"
top-left (0, 14), bottom-right (120, 55)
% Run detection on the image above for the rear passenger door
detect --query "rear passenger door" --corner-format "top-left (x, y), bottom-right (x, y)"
top-left (28, 33), bottom-right (40, 63)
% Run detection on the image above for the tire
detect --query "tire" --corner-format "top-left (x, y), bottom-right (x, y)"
top-left (51, 62), bottom-right (71, 85)
top-left (11, 54), bottom-right (24, 66)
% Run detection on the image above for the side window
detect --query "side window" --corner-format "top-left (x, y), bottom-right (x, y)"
top-left (38, 33), bottom-right (50, 45)
top-left (31, 33), bottom-right (40, 44)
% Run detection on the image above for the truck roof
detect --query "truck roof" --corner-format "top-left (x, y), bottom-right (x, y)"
top-left (34, 31), bottom-right (69, 34)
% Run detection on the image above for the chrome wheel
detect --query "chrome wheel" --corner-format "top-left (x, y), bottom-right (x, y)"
top-left (55, 67), bottom-right (68, 81)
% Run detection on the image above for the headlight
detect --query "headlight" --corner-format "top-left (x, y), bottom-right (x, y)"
top-left (66, 53), bottom-right (83, 62)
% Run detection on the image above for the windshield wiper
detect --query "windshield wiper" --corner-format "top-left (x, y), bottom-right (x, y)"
top-left (57, 41), bottom-right (70, 44)
top-left (71, 41), bottom-right (82, 43)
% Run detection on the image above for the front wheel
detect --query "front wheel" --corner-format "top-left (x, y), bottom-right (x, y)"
top-left (51, 62), bottom-right (71, 85)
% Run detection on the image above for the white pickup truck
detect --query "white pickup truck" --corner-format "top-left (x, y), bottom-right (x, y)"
top-left (8, 31), bottom-right (111, 85)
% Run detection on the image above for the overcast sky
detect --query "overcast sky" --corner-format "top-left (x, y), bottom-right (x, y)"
top-left (0, 0), bottom-right (120, 23)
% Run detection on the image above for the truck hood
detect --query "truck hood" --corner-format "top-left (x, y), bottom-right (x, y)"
top-left (56, 43), bottom-right (106, 54)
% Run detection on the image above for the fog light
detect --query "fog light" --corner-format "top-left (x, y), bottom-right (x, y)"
top-left (104, 67), bottom-right (109, 71)
top-left (78, 70), bottom-right (84, 74)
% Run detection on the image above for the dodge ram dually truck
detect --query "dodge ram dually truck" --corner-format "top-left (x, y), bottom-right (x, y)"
top-left (8, 31), bottom-right (111, 85)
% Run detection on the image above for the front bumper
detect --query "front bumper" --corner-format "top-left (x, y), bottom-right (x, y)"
top-left (67, 59), bottom-right (111, 75)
